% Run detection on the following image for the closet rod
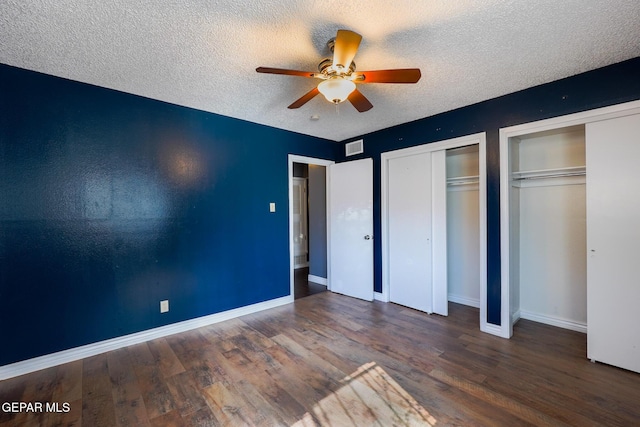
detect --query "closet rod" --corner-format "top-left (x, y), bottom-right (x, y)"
top-left (512, 166), bottom-right (586, 181)
top-left (513, 171), bottom-right (585, 181)
top-left (447, 179), bottom-right (480, 186)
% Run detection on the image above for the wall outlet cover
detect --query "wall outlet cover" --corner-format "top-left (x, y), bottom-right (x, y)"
top-left (160, 300), bottom-right (169, 313)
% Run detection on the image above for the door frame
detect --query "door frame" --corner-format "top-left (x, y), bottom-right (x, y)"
top-left (381, 133), bottom-right (488, 330)
top-left (498, 100), bottom-right (640, 339)
top-left (288, 155), bottom-right (334, 298)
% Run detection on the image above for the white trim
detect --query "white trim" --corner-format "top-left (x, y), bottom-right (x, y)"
top-left (500, 128), bottom-right (513, 339)
top-left (307, 274), bottom-right (327, 286)
top-left (288, 155), bottom-right (335, 297)
top-left (499, 100), bottom-right (640, 339)
top-left (374, 291), bottom-right (387, 302)
top-left (519, 310), bottom-right (587, 334)
top-left (381, 133), bottom-right (488, 334)
top-left (482, 322), bottom-right (504, 336)
top-left (0, 295), bottom-right (292, 380)
top-left (448, 294), bottom-right (480, 309)
top-left (478, 134), bottom-right (489, 336)
top-left (432, 150), bottom-right (448, 316)
top-left (512, 309), bottom-right (521, 325)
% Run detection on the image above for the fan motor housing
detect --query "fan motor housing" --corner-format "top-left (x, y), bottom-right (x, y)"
top-left (318, 58), bottom-right (356, 76)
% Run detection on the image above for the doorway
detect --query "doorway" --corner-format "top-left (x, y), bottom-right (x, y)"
top-left (288, 155), bottom-right (333, 299)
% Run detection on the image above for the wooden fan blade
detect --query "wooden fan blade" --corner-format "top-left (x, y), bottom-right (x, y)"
top-left (353, 68), bottom-right (422, 84)
top-left (256, 67), bottom-right (316, 78)
top-left (333, 30), bottom-right (362, 69)
top-left (288, 87), bottom-right (320, 109)
top-left (348, 88), bottom-right (373, 112)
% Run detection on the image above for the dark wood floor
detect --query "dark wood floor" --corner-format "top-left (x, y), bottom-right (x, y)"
top-left (1, 292), bottom-right (639, 426)
top-left (294, 267), bottom-right (326, 300)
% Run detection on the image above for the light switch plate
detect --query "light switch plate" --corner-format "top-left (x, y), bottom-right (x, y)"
top-left (269, 202), bottom-right (276, 212)
top-left (160, 300), bottom-right (169, 313)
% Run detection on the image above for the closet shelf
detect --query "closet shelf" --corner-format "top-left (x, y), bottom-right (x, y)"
top-left (447, 175), bottom-right (480, 186)
top-left (512, 166), bottom-right (586, 181)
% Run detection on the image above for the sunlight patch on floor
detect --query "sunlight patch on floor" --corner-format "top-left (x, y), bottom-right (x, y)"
top-left (292, 362), bottom-right (437, 426)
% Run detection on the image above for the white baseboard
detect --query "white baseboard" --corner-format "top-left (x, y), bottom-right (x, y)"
top-left (374, 291), bottom-right (387, 302)
top-left (512, 309), bottom-right (521, 325)
top-left (519, 310), bottom-right (587, 334)
top-left (481, 322), bottom-right (505, 337)
top-left (0, 295), bottom-right (293, 380)
top-left (447, 294), bottom-right (480, 308)
top-left (307, 275), bottom-right (327, 286)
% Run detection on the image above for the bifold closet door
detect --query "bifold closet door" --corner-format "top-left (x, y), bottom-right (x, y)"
top-left (388, 152), bottom-right (440, 313)
top-left (586, 113), bottom-right (640, 374)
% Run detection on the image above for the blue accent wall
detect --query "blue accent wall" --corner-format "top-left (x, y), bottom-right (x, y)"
top-left (0, 64), bottom-right (338, 366)
top-left (338, 57), bottom-right (640, 325)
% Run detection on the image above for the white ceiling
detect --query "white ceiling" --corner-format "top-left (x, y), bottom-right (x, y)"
top-left (1, 1), bottom-right (639, 142)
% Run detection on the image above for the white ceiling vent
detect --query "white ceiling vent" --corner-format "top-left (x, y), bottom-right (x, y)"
top-left (345, 139), bottom-right (364, 157)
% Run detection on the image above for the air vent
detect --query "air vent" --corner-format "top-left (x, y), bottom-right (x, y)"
top-left (345, 139), bottom-right (364, 157)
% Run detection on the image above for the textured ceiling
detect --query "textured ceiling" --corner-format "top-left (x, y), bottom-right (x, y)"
top-left (1, 1), bottom-right (639, 142)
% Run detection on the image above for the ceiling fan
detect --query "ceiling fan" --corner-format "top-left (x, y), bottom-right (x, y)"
top-left (256, 29), bottom-right (421, 112)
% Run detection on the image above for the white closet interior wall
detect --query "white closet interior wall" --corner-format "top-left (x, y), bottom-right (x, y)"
top-left (446, 146), bottom-right (481, 307)
top-left (510, 126), bottom-right (587, 331)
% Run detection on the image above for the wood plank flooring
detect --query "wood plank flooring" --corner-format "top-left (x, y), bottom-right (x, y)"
top-left (294, 267), bottom-right (326, 300)
top-left (1, 292), bottom-right (639, 426)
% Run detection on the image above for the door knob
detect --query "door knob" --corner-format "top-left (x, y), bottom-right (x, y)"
top-left (364, 235), bottom-right (373, 240)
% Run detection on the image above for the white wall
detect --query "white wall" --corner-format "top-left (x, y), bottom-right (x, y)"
top-left (516, 126), bottom-right (585, 170)
top-left (519, 184), bottom-right (586, 324)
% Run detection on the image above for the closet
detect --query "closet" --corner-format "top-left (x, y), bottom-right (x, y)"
top-left (507, 126), bottom-right (587, 332)
top-left (382, 133), bottom-right (487, 328)
top-left (500, 101), bottom-right (640, 373)
top-left (446, 146), bottom-right (481, 308)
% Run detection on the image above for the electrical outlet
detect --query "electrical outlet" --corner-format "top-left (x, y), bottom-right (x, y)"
top-left (160, 300), bottom-right (169, 313)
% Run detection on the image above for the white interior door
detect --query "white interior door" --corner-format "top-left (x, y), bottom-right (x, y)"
top-left (586, 113), bottom-right (640, 373)
top-left (292, 177), bottom-right (308, 268)
top-left (328, 158), bottom-right (374, 301)
top-left (387, 153), bottom-right (434, 312)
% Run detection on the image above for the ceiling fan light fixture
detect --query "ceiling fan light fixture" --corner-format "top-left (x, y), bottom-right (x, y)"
top-left (256, 29), bottom-right (420, 112)
top-left (317, 78), bottom-right (356, 104)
